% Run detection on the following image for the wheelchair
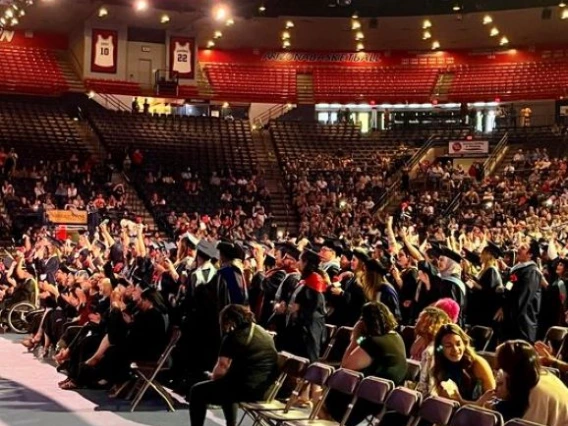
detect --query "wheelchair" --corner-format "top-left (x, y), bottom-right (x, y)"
top-left (0, 299), bottom-right (43, 334)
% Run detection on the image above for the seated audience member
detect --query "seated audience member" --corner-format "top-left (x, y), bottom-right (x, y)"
top-left (323, 301), bottom-right (407, 426)
top-left (433, 297), bottom-right (460, 324)
top-left (479, 340), bottom-right (568, 426)
top-left (189, 304), bottom-right (278, 426)
top-left (432, 323), bottom-right (495, 403)
top-left (412, 307), bottom-right (452, 395)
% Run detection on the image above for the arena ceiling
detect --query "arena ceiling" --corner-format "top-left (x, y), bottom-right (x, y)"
top-left (10, 0), bottom-right (568, 51)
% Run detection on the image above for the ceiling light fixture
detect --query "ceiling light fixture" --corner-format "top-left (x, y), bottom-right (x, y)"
top-left (423, 19), bottom-right (432, 29)
top-left (258, 4), bottom-right (266, 12)
top-left (160, 14), bottom-right (170, 23)
top-left (225, 18), bottom-right (234, 26)
top-left (560, 1), bottom-right (567, 7)
top-left (281, 30), bottom-right (290, 40)
top-left (452, 3), bottom-right (461, 11)
top-left (563, 8), bottom-right (568, 19)
top-left (355, 31), bottom-right (364, 40)
top-left (483, 15), bottom-right (492, 24)
top-left (207, 40), bottom-right (215, 48)
top-left (351, 19), bottom-right (361, 30)
top-left (214, 30), bottom-right (223, 38)
top-left (213, 4), bottom-right (229, 21)
top-left (285, 20), bottom-right (294, 28)
top-left (282, 40), bottom-right (291, 48)
top-left (490, 27), bottom-right (499, 36)
top-left (356, 42), bottom-right (364, 51)
top-left (422, 30), bottom-right (432, 40)
top-left (432, 40), bottom-right (440, 50)
top-left (134, 0), bottom-right (148, 12)
top-left (98, 7), bottom-right (108, 18)
top-left (499, 36), bottom-right (509, 45)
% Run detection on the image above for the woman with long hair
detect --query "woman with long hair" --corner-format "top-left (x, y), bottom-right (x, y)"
top-left (478, 340), bottom-right (568, 425)
top-left (412, 307), bottom-right (452, 395)
top-left (362, 258), bottom-right (401, 321)
top-left (326, 248), bottom-right (368, 327)
top-left (539, 258), bottom-right (568, 339)
top-left (467, 242), bottom-right (504, 327)
top-left (323, 302), bottom-right (407, 426)
top-left (431, 323), bottom-right (495, 403)
top-left (281, 248), bottom-right (327, 362)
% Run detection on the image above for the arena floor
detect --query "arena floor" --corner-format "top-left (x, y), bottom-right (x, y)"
top-left (0, 334), bottom-right (230, 426)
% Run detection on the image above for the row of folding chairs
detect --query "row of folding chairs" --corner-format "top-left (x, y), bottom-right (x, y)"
top-left (239, 351), bottom-right (543, 426)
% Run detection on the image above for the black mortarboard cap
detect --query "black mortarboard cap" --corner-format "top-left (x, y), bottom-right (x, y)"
top-left (197, 240), bottom-right (218, 260)
top-left (301, 248), bottom-right (321, 266)
top-left (323, 238), bottom-right (343, 257)
top-left (277, 242), bottom-right (301, 261)
top-left (463, 248), bottom-right (481, 267)
top-left (365, 258), bottom-right (388, 275)
top-left (353, 248), bottom-right (371, 263)
top-left (482, 241), bottom-right (504, 259)
top-left (217, 241), bottom-right (236, 260)
top-left (440, 246), bottom-right (463, 264)
top-left (418, 260), bottom-right (439, 278)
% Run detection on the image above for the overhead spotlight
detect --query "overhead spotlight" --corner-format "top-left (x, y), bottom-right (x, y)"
top-left (134, 0), bottom-right (148, 12)
top-left (213, 4), bottom-right (229, 21)
top-left (285, 20), bottom-right (294, 28)
top-left (560, 1), bottom-right (567, 7)
top-left (161, 14), bottom-right (170, 23)
top-left (281, 30), bottom-right (290, 40)
top-left (432, 40), bottom-right (440, 50)
top-left (351, 12), bottom-right (358, 19)
top-left (490, 26), bottom-right (499, 36)
top-left (18, 9), bottom-right (25, 17)
top-left (222, 102), bottom-right (229, 108)
top-left (499, 36), bottom-right (509, 46)
top-left (258, 4), bottom-right (266, 12)
top-left (356, 42), bottom-right (364, 51)
top-left (5, 8), bottom-right (14, 18)
top-left (423, 19), bottom-right (432, 29)
top-left (452, 3), bottom-right (461, 11)
top-left (207, 40), bottom-right (215, 48)
top-left (563, 8), bottom-right (568, 19)
top-left (10, 17), bottom-right (18, 26)
top-left (98, 7), bottom-right (108, 18)
top-left (214, 30), bottom-right (223, 39)
top-left (355, 31), bottom-right (364, 40)
top-left (282, 40), bottom-right (291, 48)
top-left (0, 17), bottom-right (5, 26)
top-left (482, 15), bottom-right (493, 25)
top-left (225, 18), bottom-right (234, 26)
top-left (422, 30), bottom-right (432, 40)
top-left (351, 19), bottom-right (361, 30)
top-left (87, 90), bottom-right (96, 99)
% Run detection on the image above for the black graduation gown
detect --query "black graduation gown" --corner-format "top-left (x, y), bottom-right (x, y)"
top-left (377, 282), bottom-right (402, 322)
top-left (398, 267), bottom-right (419, 325)
top-left (281, 273), bottom-right (327, 362)
top-left (440, 274), bottom-right (467, 327)
top-left (250, 269), bottom-right (287, 327)
top-left (468, 266), bottom-right (503, 326)
top-left (413, 276), bottom-right (442, 319)
top-left (502, 262), bottom-right (542, 343)
top-left (326, 275), bottom-right (366, 327)
top-left (538, 278), bottom-right (567, 339)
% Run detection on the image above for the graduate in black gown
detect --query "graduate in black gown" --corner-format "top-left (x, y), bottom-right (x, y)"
top-left (280, 249), bottom-right (327, 363)
top-left (538, 258), bottom-right (568, 339)
top-left (466, 242), bottom-right (504, 327)
top-left (438, 247), bottom-right (468, 327)
top-left (326, 248), bottom-right (367, 327)
top-left (502, 241), bottom-right (543, 344)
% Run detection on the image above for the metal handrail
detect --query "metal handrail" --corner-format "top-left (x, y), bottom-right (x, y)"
top-left (443, 132), bottom-right (509, 217)
top-left (373, 135), bottom-right (437, 213)
top-left (254, 104), bottom-right (295, 129)
top-left (483, 132), bottom-right (509, 176)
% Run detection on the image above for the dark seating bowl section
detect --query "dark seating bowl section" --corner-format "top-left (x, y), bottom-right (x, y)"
top-left (0, 46), bottom-right (68, 95)
top-left (0, 97), bottom-right (86, 163)
top-left (87, 109), bottom-right (258, 218)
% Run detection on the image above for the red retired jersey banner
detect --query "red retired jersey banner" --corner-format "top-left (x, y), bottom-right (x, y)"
top-left (91, 29), bottom-right (118, 74)
top-left (169, 36), bottom-right (195, 79)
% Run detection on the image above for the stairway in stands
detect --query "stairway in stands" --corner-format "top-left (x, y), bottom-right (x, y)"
top-left (55, 52), bottom-right (86, 93)
top-left (252, 129), bottom-right (299, 235)
top-left (77, 120), bottom-right (160, 233)
top-left (432, 71), bottom-right (454, 101)
top-left (296, 73), bottom-right (315, 104)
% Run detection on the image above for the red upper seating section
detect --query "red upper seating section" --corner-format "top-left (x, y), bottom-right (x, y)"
top-left (84, 79), bottom-right (141, 96)
top-left (204, 63), bottom-right (297, 102)
top-left (0, 46), bottom-right (67, 95)
top-left (447, 58), bottom-right (568, 101)
top-left (312, 66), bottom-right (439, 103)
